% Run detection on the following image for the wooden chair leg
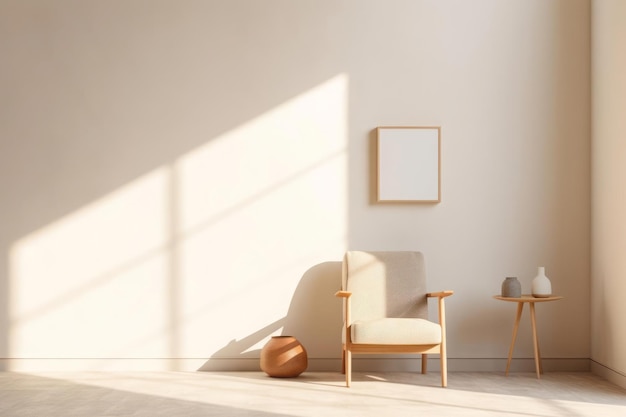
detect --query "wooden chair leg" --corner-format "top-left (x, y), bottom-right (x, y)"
top-left (346, 349), bottom-right (352, 387)
top-left (441, 353), bottom-right (448, 388)
top-left (341, 345), bottom-right (346, 374)
top-left (421, 354), bottom-right (428, 374)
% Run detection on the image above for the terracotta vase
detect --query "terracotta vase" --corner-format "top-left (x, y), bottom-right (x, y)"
top-left (260, 336), bottom-right (308, 378)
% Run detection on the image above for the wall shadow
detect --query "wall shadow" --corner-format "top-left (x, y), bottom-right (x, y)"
top-left (0, 248), bottom-right (7, 369)
top-left (282, 261), bottom-right (343, 356)
top-left (202, 261), bottom-right (342, 371)
top-left (206, 318), bottom-right (287, 362)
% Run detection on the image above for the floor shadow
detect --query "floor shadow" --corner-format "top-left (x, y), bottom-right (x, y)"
top-left (289, 371), bottom-right (626, 408)
top-left (341, 370), bottom-right (626, 406)
top-left (0, 373), bottom-right (295, 417)
top-left (184, 370), bottom-right (626, 415)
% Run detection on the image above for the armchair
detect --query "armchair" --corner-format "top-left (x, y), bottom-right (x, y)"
top-left (335, 251), bottom-right (453, 387)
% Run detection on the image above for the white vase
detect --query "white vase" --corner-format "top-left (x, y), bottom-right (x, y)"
top-left (531, 267), bottom-right (552, 298)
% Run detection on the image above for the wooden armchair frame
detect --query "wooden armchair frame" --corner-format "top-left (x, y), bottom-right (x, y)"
top-left (335, 290), bottom-right (453, 387)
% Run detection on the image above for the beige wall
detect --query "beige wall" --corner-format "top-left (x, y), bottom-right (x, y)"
top-left (0, 0), bottom-right (591, 371)
top-left (591, 0), bottom-right (626, 388)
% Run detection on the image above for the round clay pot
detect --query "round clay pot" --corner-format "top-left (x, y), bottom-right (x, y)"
top-left (260, 336), bottom-right (308, 378)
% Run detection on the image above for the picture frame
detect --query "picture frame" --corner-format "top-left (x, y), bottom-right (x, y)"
top-left (376, 126), bottom-right (441, 203)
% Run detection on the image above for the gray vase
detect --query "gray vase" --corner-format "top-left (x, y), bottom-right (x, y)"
top-left (501, 277), bottom-right (521, 298)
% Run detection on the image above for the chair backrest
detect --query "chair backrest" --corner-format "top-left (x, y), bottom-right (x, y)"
top-left (342, 251), bottom-right (428, 321)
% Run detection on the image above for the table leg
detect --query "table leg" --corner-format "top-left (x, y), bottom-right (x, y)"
top-left (530, 302), bottom-right (542, 379)
top-left (505, 302), bottom-right (524, 376)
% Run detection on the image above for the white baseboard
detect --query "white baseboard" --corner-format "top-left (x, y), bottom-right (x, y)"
top-left (591, 360), bottom-right (626, 390)
top-left (0, 358), bottom-right (209, 372)
top-left (0, 357), bottom-right (591, 373)
top-left (305, 357), bottom-right (590, 373)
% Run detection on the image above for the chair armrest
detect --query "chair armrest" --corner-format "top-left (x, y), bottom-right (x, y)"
top-left (336, 291), bottom-right (353, 332)
top-left (426, 290), bottom-right (454, 298)
top-left (426, 290), bottom-right (452, 329)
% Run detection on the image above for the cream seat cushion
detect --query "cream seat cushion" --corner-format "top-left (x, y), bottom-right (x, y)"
top-left (351, 318), bottom-right (442, 345)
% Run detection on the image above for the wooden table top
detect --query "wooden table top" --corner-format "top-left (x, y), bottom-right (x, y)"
top-left (493, 294), bottom-right (564, 303)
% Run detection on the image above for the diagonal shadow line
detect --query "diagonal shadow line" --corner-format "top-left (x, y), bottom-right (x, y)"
top-left (174, 148), bottom-right (346, 241)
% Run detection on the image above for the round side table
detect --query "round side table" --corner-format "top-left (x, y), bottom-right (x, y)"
top-left (493, 294), bottom-right (563, 379)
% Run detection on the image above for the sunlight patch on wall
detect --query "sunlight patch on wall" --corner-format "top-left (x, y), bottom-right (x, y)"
top-left (10, 169), bottom-right (170, 358)
top-left (176, 74), bottom-right (348, 357)
top-left (8, 73), bottom-right (348, 366)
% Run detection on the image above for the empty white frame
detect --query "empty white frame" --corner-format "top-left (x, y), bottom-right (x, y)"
top-left (377, 126), bottom-right (441, 202)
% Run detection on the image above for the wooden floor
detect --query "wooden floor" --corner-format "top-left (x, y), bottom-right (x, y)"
top-left (1, 371), bottom-right (625, 416)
